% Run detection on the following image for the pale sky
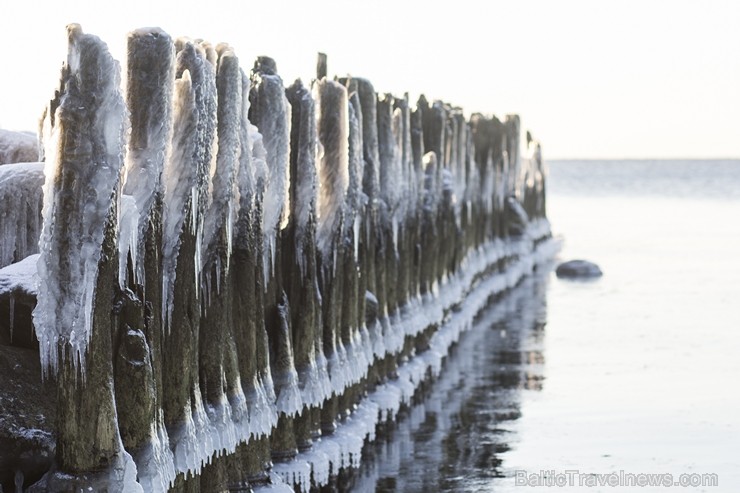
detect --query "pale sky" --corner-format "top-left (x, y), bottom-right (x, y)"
top-left (1, 0), bottom-right (738, 159)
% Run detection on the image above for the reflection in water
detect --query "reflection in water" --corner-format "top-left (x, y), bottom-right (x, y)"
top-left (351, 269), bottom-right (550, 492)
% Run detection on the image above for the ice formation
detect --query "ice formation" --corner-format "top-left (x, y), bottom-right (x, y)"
top-left (120, 27), bottom-right (175, 285)
top-left (314, 78), bottom-right (349, 259)
top-left (201, 45), bottom-right (241, 278)
top-left (161, 67), bottom-right (196, 325)
top-left (0, 162), bottom-right (44, 269)
top-left (249, 60), bottom-right (291, 281)
top-left (261, 221), bottom-right (557, 492)
top-left (346, 92), bottom-right (367, 260)
top-left (162, 39), bottom-right (217, 326)
top-left (0, 253), bottom-right (39, 298)
top-left (33, 24), bottom-right (127, 376)
top-left (235, 69), bottom-right (255, 251)
top-left (118, 194), bottom-right (139, 287)
top-left (0, 129), bottom-right (39, 165)
top-left (12, 23), bottom-right (554, 492)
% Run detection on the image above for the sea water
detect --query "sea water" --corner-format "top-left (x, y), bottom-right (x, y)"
top-left (354, 159), bottom-right (740, 492)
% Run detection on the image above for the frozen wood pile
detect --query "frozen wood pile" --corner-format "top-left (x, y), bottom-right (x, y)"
top-left (0, 24), bottom-right (551, 492)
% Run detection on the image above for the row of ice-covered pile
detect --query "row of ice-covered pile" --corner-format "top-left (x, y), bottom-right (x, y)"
top-left (0, 23), bottom-right (550, 492)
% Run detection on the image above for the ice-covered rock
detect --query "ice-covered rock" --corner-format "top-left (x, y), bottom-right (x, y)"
top-left (0, 163), bottom-right (44, 269)
top-left (0, 130), bottom-right (38, 166)
top-left (0, 255), bottom-right (39, 348)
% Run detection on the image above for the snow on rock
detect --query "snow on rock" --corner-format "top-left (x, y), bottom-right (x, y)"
top-left (0, 130), bottom-right (39, 165)
top-left (0, 162), bottom-right (44, 269)
top-left (33, 24), bottom-right (127, 376)
top-left (0, 254), bottom-right (39, 298)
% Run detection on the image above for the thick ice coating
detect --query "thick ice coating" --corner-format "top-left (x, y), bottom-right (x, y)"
top-left (33, 24), bottom-right (127, 376)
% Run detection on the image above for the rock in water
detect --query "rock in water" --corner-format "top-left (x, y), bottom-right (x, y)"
top-left (556, 259), bottom-right (603, 279)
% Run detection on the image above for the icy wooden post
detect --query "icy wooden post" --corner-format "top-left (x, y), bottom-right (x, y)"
top-left (440, 108), bottom-right (461, 281)
top-left (409, 104), bottom-right (425, 301)
top-left (284, 79), bottom-right (328, 451)
top-left (469, 114), bottom-right (495, 245)
top-left (392, 96), bottom-right (413, 318)
top-left (194, 43), bottom-right (248, 491)
top-left (336, 89), bottom-right (370, 419)
top-left (314, 78), bottom-right (350, 434)
top-left (249, 56), bottom-right (301, 462)
top-left (229, 67), bottom-right (278, 485)
top-left (33, 24), bottom-right (135, 486)
top-left (160, 40), bottom-right (216, 482)
top-left (316, 52), bottom-right (328, 80)
top-left (115, 29), bottom-right (176, 491)
top-left (376, 94), bottom-right (401, 381)
top-left (7, 28), bottom-right (554, 489)
top-left (343, 77), bottom-right (385, 395)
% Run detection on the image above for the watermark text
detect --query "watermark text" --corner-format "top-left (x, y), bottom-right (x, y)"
top-left (514, 470), bottom-right (718, 488)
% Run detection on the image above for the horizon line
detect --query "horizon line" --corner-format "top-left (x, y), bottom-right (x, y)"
top-left (546, 157), bottom-right (740, 162)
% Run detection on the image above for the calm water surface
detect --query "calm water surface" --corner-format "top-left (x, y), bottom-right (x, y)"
top-left (354, 160), bottom-right (740, 492)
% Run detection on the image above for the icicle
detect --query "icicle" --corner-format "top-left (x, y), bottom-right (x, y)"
top-left (162, 38), bottom-right (217, 327)
top-left (161, 68), bottom-right (198, 329)
top-left (117, 195), bottom-right (139, 288)
top-left (201, 45), bottom-right (241, 281)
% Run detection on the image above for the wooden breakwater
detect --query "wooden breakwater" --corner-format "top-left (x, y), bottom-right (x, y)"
top-left (0, 24), bottom-right (552, 492)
